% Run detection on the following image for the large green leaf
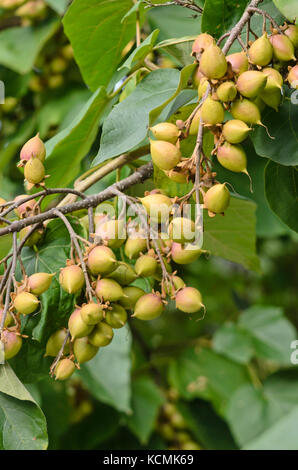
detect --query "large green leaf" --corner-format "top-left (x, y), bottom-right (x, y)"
top-left (119, 30), bottom-right (160, 74)
top-left (80, 326), bottom-right (132, 413)
top-left (0, 364), bottom-right (48, 450)
top-left (147, 5), bottom-right (202, 41)
top-left (202, 0), bottom-right (247, 37)
top-left (203, 196), bottom-right (260, 272)
top-left (168, 347), bottom-right (250, 416)
top-left (45, 86), bottom-right (107, 188)
top-left (273, 0), bottom-right (297, 21)
top-left (93, 68), bottom-right (181, 166)
top-left (214, 306), bottom-right (297, 365)
top-left (63, 0), bottom-right (136, 91)
top-left (126, 376), bottom-right (165, 444)
top-left (0, 18), bottom-right (59, 74)
top-left (265, 161), bottom-right (298, 233)
top-left (154, 36), bottom-right (197, 66)
top-left (251, 99), bottom-right (298, 166)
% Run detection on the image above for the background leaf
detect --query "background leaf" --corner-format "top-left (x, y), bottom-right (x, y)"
top-left (273, 0), bottom-right (298, 21)
top-left (202, 0), bottom-right (247, 37)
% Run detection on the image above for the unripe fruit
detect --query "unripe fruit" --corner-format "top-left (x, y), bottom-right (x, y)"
top-left (135, 254), bottom-right (158, 277)
top-left (216, 81), bottom-right (237, 102)
top-left (288, 65), bottom-right (298, 89)
top-left (50, 57), bottom-right (67, 74)
top-left (201, 96), bottom-right (225, 125)
top-left (55, 359), bottom-right (75, 381)
top-left (261, 89), bottom-right (282, 111)
top-left (165, 169), bottom-right (188, 183)
top-left (140, 194), bottom-right (172, 223)
top-left (119, 286), bottom-right (145, 309)
top-left (150, 123), bottom-right (180, 144)
top-left (192, 67), bottom-right (205, 87)
top-left (172, 275), bottom-right (186, 290)
top-left (96, 219), bottom-right (126, 249)
top-left (199, 44), bottom-right (227, 79)
top-left (14, 292), bottom-right (39, 315)
top-left (87, 245), bottom-right (116, 275)
top-left (80, 302), bottom-right (104, 325)
top-left (133, 293), bottom-right (164, 321)
top-left (0, 0), bottom-right (26, 9)
top-left (95, 278), bottom-right (124, 302)
top-left (204, 184), bottom-right (230, 214)
top-left (73, 336), bottom-right (99, 363)
top-left (222, 119), bottom-right (252, 144)
top-left (88, 322), bottom-right (114, 347)
top-left (59, 265), bottom-right (85, 294)
top-left (24, 157), bottom-right (45, 185)
top-left (269, 34), bottom-right (296, 62)
top-left (236, 71), bottom-right (267, 98)
top-left (217, 142), bottom-right (247, 173)
top-left (154, 256), bottom-right (172, 281)
top-left (14, 195), bottom-right (36, 218)
top-left (48, 75), bottom-right (64, 89)
top-left (248, 33), bottom-right (273, 66)
top-left (106, 262), bottom-right (137, 286)
top-left (69, 308), bottom-right (94, 339)
top-left (16, 0), bottom-right (47, 19)
top-left (171, 242), bottom-right (202, 264)
top-left (231, 99), bottom-right (262, 125)
top-left (284, 25), bottom-right (298, 48)
top-left (192, 33), bottom-right (215, 55)
top-left (45, 329), bottom-right (70, 357)
top-left (226, 52), bottom-right (248, 75)
top-left (19, 226), bottom-right (43, 247)
top-left (150, 140), bottom-right (181, 171)
top-left (198, 76), bottom-right (209, 100)
top-left (28, 272), bottom-right (54, 295)
top-left (20, 133), bottom-right (46, 162)
top-left (124, 236), bottom-right (147, 259)
top-left (189, 109), bottom-right (201, 136)
top-left (0, 309), bottom-right (13, 328)
top-left (1, 330), bottom-right (22, 360)
top-left (169, 217), bottom-right (195, 244)
top-left (176, 287), bottom-right (203, 313)
top-left (263, 67), bottom-right (283, 92)
top-left (105, 303), bottom-right (127, 328)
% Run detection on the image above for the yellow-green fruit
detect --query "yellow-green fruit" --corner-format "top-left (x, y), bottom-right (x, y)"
top-left (198, 77), bottom-right (208, 99)
top-left (135, 254), bottom-right (157, 277)
top-left (150, 140), bottom-right (181, 171)
top-left (261, 89), bottom-right (282, 111)
top-left (59, 265), bottom-right (85, 294)
top-left (20, 133), bottom-right (46, 162)
top-left (45, 329), bottom-right (70, 357)
top-left (201, 96), bottom-right (225, 125)
top-left (169, 217), bottom-right (195, 244)
top-left (88, 322), bottom-right (114, 347)
top-left (107, 263), bottom-right (137, 286)
top-left (133, 293), bottom-right (164, 321)
top-left (204, 184), bottom-right (230, 214)
top-left (236, 71), bottom-right (267, 98)
top-left (222, 119), bottom-right (252, 144)
top-left (19, 226), bottom-right (43, 247)
top-left (154, 256), bottom-right (172, 281)
top-left (69, 308), bottom-right (94, 339)
top-left (171, 242), bottom-right (203, 264)
top-left (50, 57), bottom-right (68, 74)
top-left (87, 245), bottom-right (116, 275)
top-left (14, 195), bottom-right (36, 218)
top-left (176, 287), bottom-right (203, 313)
top-left (165, 169), bottom-right (188, 183)
top-left (0, 310), bottom-right (13, 328)
top-left (231, 99), bottom-right (262, 125)
top-left (285, 25), bottom-right (298, 48)
top-left (269, 34), bottom-right (296, 62)
top-left (105, 304), bottom-right (127, 329)
top-left (48, 75), bottom-right (64, 89)
top-left (217, 142), bottom-right (247, 173)
top-left (263, 67), bottom-right (283, 92)
top-left (1, 330), bottom-right (22, 360)
top-left (124, 236), bottom-right (147, 259)
top-left (119, 286), bottom-right (145, 309)
top-left (199, 44), bottom-right (227, 79)
top-left (0, 0), bottom-right (26, 9)
top-left (189, 109), bottom-right (201, 136)
top-left (80, 302), bottom-right (104, 325)
top-left (139, 194), bottom-right (172, 223)
top-left (95, 278), bottom-right (124, 302)
top-left (192, 33), bottom-right (215, 54)
top-left (24, 157), bottom-right (45, 184)
top-left (55, 359), bottom-right (75, 381)
top-left (193, 67), bottom-right (205, 87)
top-left (28, 272), bottom-right (54, 295)
top-left (288, 65), bottom-right (298, 89)
top-left (216, 81), bottom-right (237, 102)
top-left (16, 0), bottom-right (47, 19)
top-left (96, 219), bottom-right (126, 249)
top-left (181, 441), bottom-right (201, 451)
top-left (226, 51), bottom-right (248, 75)
top-left (73, 336), bottom-right (99, 363)
top-left (13, 292), bottom-right (39, 315)
top-left (150, 123), bottom-right (180, 144)
top-left (248, 33), bottom-right (273, 66)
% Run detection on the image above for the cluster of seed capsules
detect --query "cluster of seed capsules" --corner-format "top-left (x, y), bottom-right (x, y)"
top-left (0, 133), bottom-right (206, 380)
top-left (149, 25), bottom-right (298, 216)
